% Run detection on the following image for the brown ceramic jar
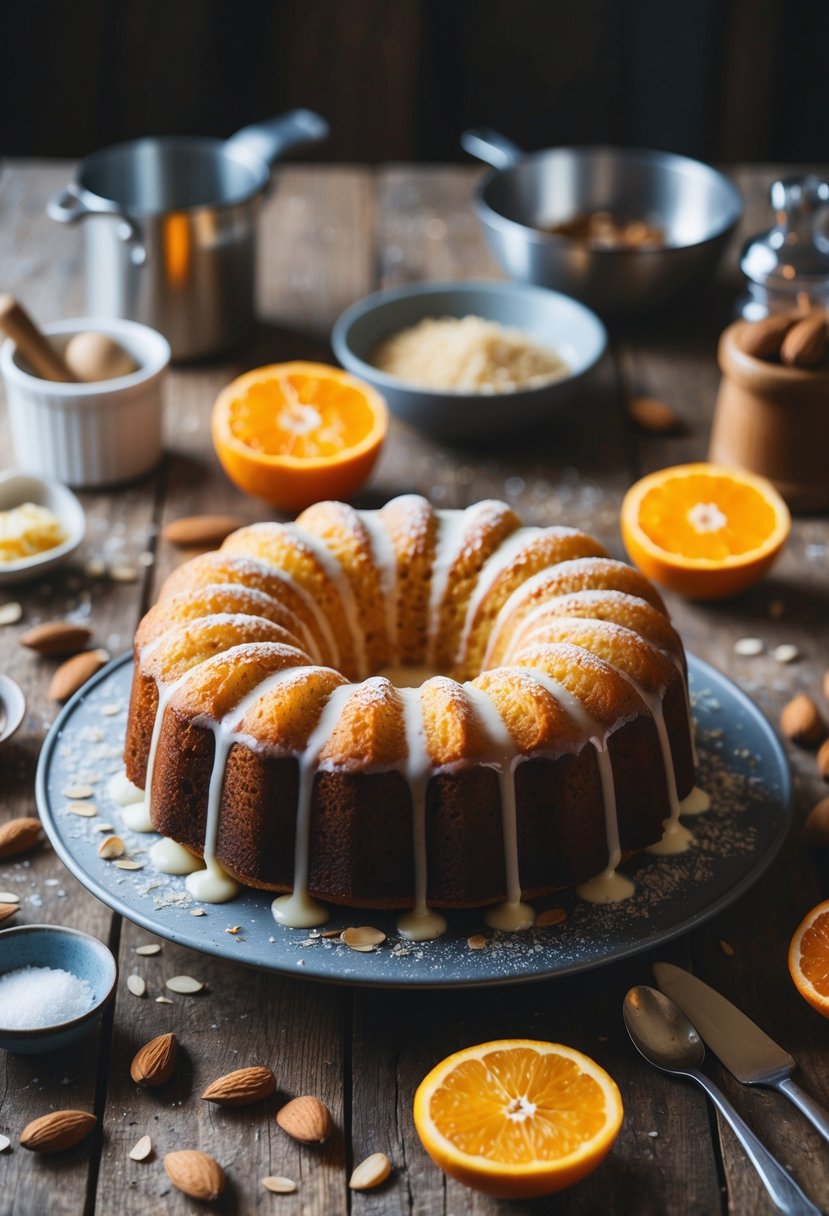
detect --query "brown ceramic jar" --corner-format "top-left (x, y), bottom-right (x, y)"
top-left (710, 320), bottom-right (829, 512)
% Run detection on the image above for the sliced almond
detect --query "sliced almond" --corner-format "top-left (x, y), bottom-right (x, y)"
top-left (734, 637), bottom-right (763, 657)
top-left (128, 1134), bottom-right (152, 1162)
top-left (164, 1150), bottom-right (225, 1202)
top-left (135, 943), bottom-right (161, 956)
top-left (349, 1151), bottom-right (392, 1191)
top-left (20, 1110), bottom-right (96, 1153)
top-left (110, 564), bottom-right (138, 583)
top-left (773, 643), bottom-right (800, 664)
top-left (162, 514), bottom-right (244, 549)
top-left (467, 934), bottom-right (488, 950)
top-left (0, 817), bottom-right (42, 859)
top-left (626, 396), bottom-right (682, 435)
top-left (62, 784), bottom-right (94, 799)
top-left (98, 836), bottom-right (125, 860)
top-left (190, 907), bottom-right (206, 917)
top-left (127, 974), bottom-right (146, 998)
top-left (166, 974), bottom-right (204, 994)
top-left (341, 925), bottom-right (386, 950)
top-left (113, 859), bottom-right (143, 870)
top-left (49, 650), bottom-right (109, 702)
top-left (0, 602), bottom-right (22, 626)
top-left (94, 823), bottom-right (114, 833)
top-left (20, 621), bottom-right (93, 656)
top-left (130, 1032), bottom-right (178, 1086)
top-left (535, 907), bottom-right (566, 927)
top-left (263, 1176), bottom-right (297, 1194)
top-left (201, 1065), bottom-right (277, 1106)
top-left (0, 891), bottom-right (20, 903)
top-left (780, 694), bottom-right (826, 746)
top-left (276, 1095), bottom-right (333, 1144)
top-left (0, 902), bottom-right (19, 926)
top-left (0, 1134), bottom-right (10, 1152)
top-left (67, 802), bottom-right (97, 817)
top-left (155, 996), bottom-right (173, 1004)
top-left (720, 939), bottom-right (735, 956)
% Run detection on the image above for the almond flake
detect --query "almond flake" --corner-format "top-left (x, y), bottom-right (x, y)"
top-left (62, 784), bottom-right (94, 800)
top-left (773, 643), bottom-right (800, 664)
top-left (98, 836), bottom-right (126, 859)
top-left (101, 703), bottom-right (122, 716)
top-left (263, 1176), bottom-right (297, 1194)
top-left (129, 1134), bottom-right (152, 1162)
top-left (314, 928), bottom-right (343, 938)
top-left (224, 925), bottom-right (241, 935)
top-left (0, 1134), bottom-right (10, 1152)
top-left (535, 907), bottom-right (566, 927)
top-left (349, 1152), bottom-right (393, 1191)
top-left (467, 934), bottom-right (488, 950)
top-left (166, 975), bottom-right (204, 994)
top-left (110, 563), bottom-right (138, 583)
top-left (155, 996), bottom-right (173, 1004)
top-left (341, 925), bottom-right (386, 950)
top-left (720, 939), bottom-right (735, 956)
top-left (67, 802), bottom-right (97, 817)
top-left (135, 944), bottom-right (161, 956)
top-left (84, 558), bottom-right (107, 578)
top-left (95, 823), bottom-right (114, 833)
top-left (190, 908), bottom-right (206, 916)
top-left (0, 602), bottom-right (22, 626)
top-left (127, 974), bottom-right (146, 997)
top-left (0, 892), bottom-right (20, 904)
top-left (734, 637), bottom-right (763, 657)
top-left (113, 859), bottom-right (143, 870)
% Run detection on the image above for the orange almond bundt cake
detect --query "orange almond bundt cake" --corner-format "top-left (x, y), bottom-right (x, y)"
top-left (123, 495), bottom-right (695, 939)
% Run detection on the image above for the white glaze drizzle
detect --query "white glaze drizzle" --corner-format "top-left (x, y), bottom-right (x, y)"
top-left (360, 509), bottom-right (399, 661)
top-left (149, 837), bottom-right (203, 874)
top-left (456, 526), bottom-right (541, 666)
top-left (679, 786), bottom-right (711, 815)
top-left (288, 523), bottom-right (367, 678)
top-left (396, 686), bottom-right (447, 941)
top-left (426, 508), bottom-right (468, 666)
top-left (107, 771), bottom-right (144, 806)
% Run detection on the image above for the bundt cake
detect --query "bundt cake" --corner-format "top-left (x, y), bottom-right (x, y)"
top-left (123, 495), bottom-right (695, 940)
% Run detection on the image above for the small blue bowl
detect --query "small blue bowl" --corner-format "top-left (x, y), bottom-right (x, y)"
top-left (0, 925), bottom-right (117, 1054)
top-left (331, 279), bottom-right (607, 441)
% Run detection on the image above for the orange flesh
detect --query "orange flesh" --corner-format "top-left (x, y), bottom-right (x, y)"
top-left (637, 473), bottom-right (779, 561)
top-left (798, 911), bottom-right (829, 997)
top-left (428, 1047), bottom-right (608, 1163)
top-left (227, 372), bottom-right (377, 459)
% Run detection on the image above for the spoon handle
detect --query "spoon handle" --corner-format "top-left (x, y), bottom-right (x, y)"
top-left (691, 1069), bottom-right (822, 1215)
top-left (775, 1076), bottom-right (829, 1149)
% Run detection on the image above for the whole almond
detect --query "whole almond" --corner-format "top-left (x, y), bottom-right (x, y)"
top-left (626, 396), bottom-right (682, 435)
top-left (164, 1150), bottom-right (225, 1202)
top-left (738, 312), bottom-right (798, 360)
top-left (804, 796), bottom-right (829, 846)
top-left (49, 649), bottom-right (110, 702)
top-left (276, 1095), bottom-right (333, 1144)
top-left (0, 902), bottom-right (18, 925)
top-left (818, 737), bottom-right (829, 781)
top-left (130, 1032), bottom-right (178, 1087)
top-left (780, 311), bottom-right (827, 367)
top-left (162, 515), bottom-right (244, 549)
top-left (0, 817), bottom-right (42, 859)
top-left (20, 621), bottom-right (93, 656)
top-left (20, 1110), bottom-right (96, 1153)
top-left (780, 694), bottom-right (827, 747)
top-left (202, 1064), bottom-right (277, 1106)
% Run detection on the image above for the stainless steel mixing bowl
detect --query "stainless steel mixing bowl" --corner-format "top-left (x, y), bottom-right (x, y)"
top-left (462, 130), bottom-right (743, 318)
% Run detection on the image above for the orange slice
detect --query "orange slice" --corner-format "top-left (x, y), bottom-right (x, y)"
top-left (413, 1039), bottom-right (623, 1199)
top-left (788, 899), bottom-right (829, 1018)
top-left (621, 462), bottom-right (790, 599)
top-left (212, 362), bottom-right (388, 512)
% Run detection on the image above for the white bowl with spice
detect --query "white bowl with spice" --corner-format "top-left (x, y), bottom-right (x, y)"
top-left (332, 280), bottom-right (607, 441)
top-left (0, 924), bottom-right (117, 1053)
top-left (0, 316), bottom-right (169, 487)
top-left (0, 468), bottom-right (86, 586)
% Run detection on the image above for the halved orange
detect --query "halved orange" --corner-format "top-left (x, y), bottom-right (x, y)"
top-left (413, 1039), bottom-right (623, 1199)
top-left (621, 462), bottom-right (790, 599)
top-left (212, 362), bottom-right (388, 512)
top-left (788, 899), bottom-right (829, 1018)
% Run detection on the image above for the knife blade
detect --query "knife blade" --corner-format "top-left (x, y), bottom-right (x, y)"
top-left (654, 961), bottom-right (829, 1147)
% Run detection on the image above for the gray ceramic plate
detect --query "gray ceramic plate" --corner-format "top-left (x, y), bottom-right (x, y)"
top-left (37, 654), bottom-right (791, 989)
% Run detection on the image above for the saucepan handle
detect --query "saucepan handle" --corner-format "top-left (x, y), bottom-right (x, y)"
top-left (460, 128), bottom-right (524, 171)
top-left (226, 109), bottom-right (330, 169)
top-left (47, 185), bottom-right (146, 265)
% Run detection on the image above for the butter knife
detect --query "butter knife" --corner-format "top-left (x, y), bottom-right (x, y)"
top-left (654, 962), bottom-right (829, 1147)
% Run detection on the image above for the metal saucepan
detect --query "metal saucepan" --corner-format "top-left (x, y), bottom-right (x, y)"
top-left (461, 129), bottom-right (743, 318)
top-left (48, 110), bottom-right (329, 360)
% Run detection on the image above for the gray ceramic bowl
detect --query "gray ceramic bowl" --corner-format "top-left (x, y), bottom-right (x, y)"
top-left (461, 132), bottom-right (743, 318)
top-left (0, 924), bottom-right (117, 1054)
top-left (331, 280), bottom-right (606, 441)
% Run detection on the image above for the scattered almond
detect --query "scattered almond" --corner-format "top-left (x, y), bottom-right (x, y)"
top-left (20, 1110), bottom-right (96, 1153)
top-left (626, 396), bottom-right (682, 434)
top-left (276, 1095), bottom-right (333, 1144)
top-left (130, 1032), bottom-right (178, 1086)
top-left (110, 563), bottom-right (138, 583)
top-left (224, 925), bottom-right (241, 935)
top-left (818, 738), bottom-right (829, 781)
top-left (0, 902), bottom-right (19, 925)
top-left (162, 514), bottom-right (244, 549)
top-left (720, 939), bottom-right (734, 956)
top-left (128, 1134), bottom-right (152, 1162)
top-left (49, 649), bottom-right (109, 702)
top-left (0, 1134), bottom-right (9, 1152)
top-left (773, 643), bottom-right (800, 664)
top-left (739, 312), bottom-right (798, 360)
top-left (341, 925), bottom-right (385, 951)
top-left (780, 311), bottom-right (827, 367)
top-left (0, 817), bottom-right (42, 859)
top-left (190, 908), bottom-right (206, 917)
top-left (67, 801), bottom-right (97, 817)
top-left (113, 859), bottom-right (143, 870)
top-left (127, 975), bottom-right (146, 998)
top-left (135, 943), bottom-right (161, 956)
top-left (536, 906), bottom-right (566, 927)
top-left (0, 891), bottom-right (19, 903)
top-left (202, 1065), bottom-right (277, 1107)
top-left (155, 995), bottom-right (173, 1004)
top-left (164, 1150), bottom-right (225, 1202)
top-left (467, 934), bottom-right (487, 950)
top-left (19, 621), bottom-right (92, 656)
top-left (62, 784), bottom-right (94, 799)
top-left (262, 1176), bottom-right (297, 1194)
top-left (780, 694), bottom-right (827, 747)
top-left (804, 797), bottom-right (829, 846)
top-left (734, 636), bottom-right (763, 657)
top-left (0, 602), bottom-right (22, 626)
top-left (166, 974), bottom-right (205, 994)
top-left (98, 836), bottom-right (125, 860)
top-left (349, 1151), bottom-right (392, 1191)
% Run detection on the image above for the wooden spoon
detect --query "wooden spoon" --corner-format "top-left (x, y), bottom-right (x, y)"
top-left (0, 295), bottom-right (75, 382)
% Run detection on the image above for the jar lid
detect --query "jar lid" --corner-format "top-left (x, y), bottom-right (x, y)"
top-left (741, 175), bottom-right (829, 290)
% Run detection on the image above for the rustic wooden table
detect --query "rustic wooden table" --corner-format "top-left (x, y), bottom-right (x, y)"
top-left (0, 161), bottom-right (827, 1216)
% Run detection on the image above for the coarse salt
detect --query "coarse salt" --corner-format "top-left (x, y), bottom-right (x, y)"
top-left (0, 965), bottom-right (94, 1028)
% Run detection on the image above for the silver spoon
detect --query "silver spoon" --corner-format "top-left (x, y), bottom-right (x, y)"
top-left (624, 985), bottom-right (822, 1216)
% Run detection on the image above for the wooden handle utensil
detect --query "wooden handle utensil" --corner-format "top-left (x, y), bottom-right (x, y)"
top-left (0, 295), bottom-right (75, 382)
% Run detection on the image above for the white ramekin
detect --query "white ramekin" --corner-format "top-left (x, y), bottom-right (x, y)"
top-left (0, 317), bottom-right (170, 487)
